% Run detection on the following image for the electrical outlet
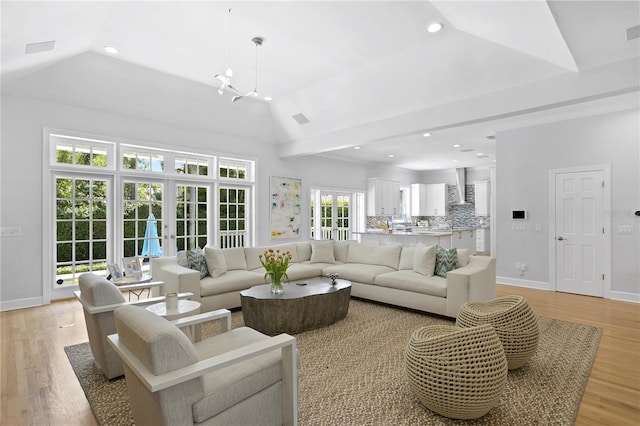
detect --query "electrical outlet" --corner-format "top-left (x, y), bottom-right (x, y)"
top-left (0, 227), bottom-right (22, 237)
top-left (512, 224), bottom-right (526, 231)
top-left (515, 262), bottom-right (521, 270)
top-left (618, 225), bottom-right (634, 234)
top-left (520, 263), bottom-right (527, 271)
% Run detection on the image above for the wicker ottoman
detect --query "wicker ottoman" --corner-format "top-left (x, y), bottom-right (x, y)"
top-left (456, 295), bottom-right (539, 370)
top-left (404, 324), bottom-right (507, 420)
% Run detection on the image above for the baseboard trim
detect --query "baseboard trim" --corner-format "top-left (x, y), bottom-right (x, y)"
top-left (497, 276), bottom-right (551, 291)
top-left (0, 296), bottom-right (44, 312)
top-left (609, 290), bottom-right (640, 304)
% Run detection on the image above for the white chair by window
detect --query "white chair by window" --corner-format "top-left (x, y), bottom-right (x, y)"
top-left (74, 272), bottom-right (192, 379)
top-left (108, 304), bottom-right (298, 426)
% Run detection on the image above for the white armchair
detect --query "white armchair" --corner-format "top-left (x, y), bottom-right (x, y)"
top-left (108, 304), bottom-right (298, 426)
top-left (74, 272), bottom-right (192, 379)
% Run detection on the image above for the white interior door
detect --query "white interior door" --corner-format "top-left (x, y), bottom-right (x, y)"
top-left (555, 170), bottom-right (604, 296)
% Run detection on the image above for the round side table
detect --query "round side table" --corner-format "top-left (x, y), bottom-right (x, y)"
top-left (146, 299), bottom-right (202, 341)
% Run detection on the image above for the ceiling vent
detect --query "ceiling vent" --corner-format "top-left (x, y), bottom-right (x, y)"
top-left (486, 135), bottom-right (496, 140)
top-left (460, 148), bottom-right (474, 152)
top-left (292, 113), bottom-right (310, 125)
top-left (627, 25), bottom-right (640, 41)
top-left (25, 40), bottom-right (55, 54)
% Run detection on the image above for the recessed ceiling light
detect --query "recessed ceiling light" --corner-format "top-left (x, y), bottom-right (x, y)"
top-left (452, 159), bottom-right (458, 163)
top-left (104, 46), bottom-right (119, 54)
top-left (477, 152), bottom-right (484, 156)
top-left (422, 132), bottom-right (432, 137)
top-left (354, 146), bottom-right (361, 150)
top-left (427, 22), bottom-right (443, 33)
top-left (264, 96), bottom-right (273, 101)
top-left (388, 154), bottom-right (395, 158)
top-left (453, 144), bottom-right (461, 148)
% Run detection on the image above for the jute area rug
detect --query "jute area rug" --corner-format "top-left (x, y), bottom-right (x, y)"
top-left (65, 299), bottom-right (601, 425)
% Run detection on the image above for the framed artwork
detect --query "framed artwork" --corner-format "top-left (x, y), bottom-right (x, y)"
top-left (270, 176), bottom-right (302, 240)
top-left (122, 256), bottom-right (142, 279)
top-left (107, 263), bottom-right (124, 283)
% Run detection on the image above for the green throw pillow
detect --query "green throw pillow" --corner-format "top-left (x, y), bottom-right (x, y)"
top-left (434, 246), bottom-right (458, 278)
top-left (186, 247), bottom-right (209, 279)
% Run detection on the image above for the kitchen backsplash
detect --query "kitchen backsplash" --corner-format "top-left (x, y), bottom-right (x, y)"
top-left (367, 184), bottom-right (490, 229)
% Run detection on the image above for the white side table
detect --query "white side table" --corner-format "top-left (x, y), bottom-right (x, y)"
top-left (146, 300), bottom-right (202, 341)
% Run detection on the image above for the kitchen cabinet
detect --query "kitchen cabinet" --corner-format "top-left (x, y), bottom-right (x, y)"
top-left (410, 184), bottom-right (427, 216)
top-left (426, 183), bottom-right (448, 216)
top-left (411, 183), bottom-right (447, 216)
top-left (474, 181), bottom-right (490, 216)
top-left (367, 178), bottom-right (400, 216)
top-left (476, 228), bottom-right (490, 253)
top-left (452, 229), bottom-right (476, 254)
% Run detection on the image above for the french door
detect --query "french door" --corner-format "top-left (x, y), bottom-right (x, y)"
top-left (121, 178), bottom-right (212, 260)
top-left (311, 190), bottom-right (352, 241)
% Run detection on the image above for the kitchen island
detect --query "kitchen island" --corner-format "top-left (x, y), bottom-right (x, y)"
top-left (355, 228), bottom-right (477, 254)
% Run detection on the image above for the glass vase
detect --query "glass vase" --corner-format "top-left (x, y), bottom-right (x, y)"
top-left (270, 274), bottom-right (284, 295)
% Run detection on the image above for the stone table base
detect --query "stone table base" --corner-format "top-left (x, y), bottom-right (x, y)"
top-left (240, 278), bottom-right (351, 335)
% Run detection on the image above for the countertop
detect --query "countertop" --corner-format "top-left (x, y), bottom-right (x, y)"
top-left (356, 227), bottom-right (484, 237)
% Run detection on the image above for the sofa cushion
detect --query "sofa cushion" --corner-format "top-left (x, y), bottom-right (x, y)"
top-left (283, 263), bottom-right (324, 281)
top-left (435, 246), bottom-right (458, 278)
top-left (186, 247), bottom-right (209, 279)
top-left (310, 240), bottom-right (335, 264)
top-left (413, 245), bottom-right (436, 277)
top-left (223, 247), bottom-right (248, 271)
top-left (347, 243), bottom-right (401, 270)
top-left (322, 263), bottom-right (395, 284)
top-left (399, 247), bottom-right (416, 270)
top-left (296, 242), bottom-right (312, 262)
top-left (199, 270), bottom-right (264, 296)
top-left (375, 270), bottom-right (447, 297)
top-left (204, 247), bottom-right (227, 278)
top-left (334, 241), bottom-right (350, 263)
top-left (244, 247), bottom-right (265, 271)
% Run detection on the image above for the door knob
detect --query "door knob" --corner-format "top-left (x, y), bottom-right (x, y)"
top-left (557, 236), bottom-right (566, 241)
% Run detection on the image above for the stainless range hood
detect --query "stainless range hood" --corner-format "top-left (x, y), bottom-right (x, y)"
top-left (454, 168), bottom-right (471, 205)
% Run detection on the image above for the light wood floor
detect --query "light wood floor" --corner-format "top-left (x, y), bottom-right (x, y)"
top-left (1, 284), bottom-right (639, 425)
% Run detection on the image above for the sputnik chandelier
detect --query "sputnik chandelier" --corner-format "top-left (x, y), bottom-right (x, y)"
top-left (214, 9), bottom-right (271, 102)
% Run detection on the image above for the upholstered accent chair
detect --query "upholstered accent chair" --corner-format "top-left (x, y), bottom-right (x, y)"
top-left (74, 273), bottom-right (190, 379)
top-left (108, 304), bottom-right (298, 426)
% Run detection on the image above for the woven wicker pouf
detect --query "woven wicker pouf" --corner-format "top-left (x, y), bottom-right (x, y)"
top-left (404, 324), bottom-right (507, 420)
top-left (456, 295), bottom-right (539, 370)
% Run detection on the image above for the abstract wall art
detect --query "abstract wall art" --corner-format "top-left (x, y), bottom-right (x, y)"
top-left (270, 176), bottom-right (302, 239)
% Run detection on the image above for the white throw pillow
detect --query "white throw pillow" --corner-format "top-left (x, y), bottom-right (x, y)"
top-left (399, 247), bottom-right (416, 270)
top-left (223, 247), bottom-right (248, 271)
top-left (457, 249), bottom-right (470, 267)
top-left (310, 240), bottom-right (336, 264)
top-left (334, 241), bottom-right (350, 263)
top-left (204, 247), bottom-right (227, 278)
top-left (413, 245), bottom-right (436, 277)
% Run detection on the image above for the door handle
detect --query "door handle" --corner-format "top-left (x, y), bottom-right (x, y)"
top-left (557, 236), bottom-right (566, 241)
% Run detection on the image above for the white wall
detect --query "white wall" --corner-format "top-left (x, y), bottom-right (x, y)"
top-left (495, 108), bottom-right (640, 301)
top-left (0, 93), bottom-right (417, 310)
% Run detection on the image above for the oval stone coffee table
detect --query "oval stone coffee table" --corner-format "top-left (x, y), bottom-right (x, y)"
top-left (240, 277), bottom-right (351, 336)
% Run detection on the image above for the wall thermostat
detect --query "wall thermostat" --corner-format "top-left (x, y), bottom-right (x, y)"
top-left (512, 210), bottom-right (527, 220)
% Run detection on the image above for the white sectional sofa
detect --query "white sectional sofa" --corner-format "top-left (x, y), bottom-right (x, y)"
top-left (151, 240), bottom-right (496, 318)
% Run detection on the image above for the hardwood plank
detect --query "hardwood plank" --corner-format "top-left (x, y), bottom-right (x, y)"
top-left (1, 285), bottom-right (638, 425)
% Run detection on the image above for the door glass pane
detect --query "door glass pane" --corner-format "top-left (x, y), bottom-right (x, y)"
top-left (123, 180), bottom-right (164, 265)
top-left (175, 184), bottom-right (208, 251)
top-left (54, 176), bottom-right (109, 285)
top-left (219, 186), bottom-right (248, 248)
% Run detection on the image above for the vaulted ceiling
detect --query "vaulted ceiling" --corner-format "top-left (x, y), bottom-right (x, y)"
top-left (2, 1), bottom-right (639, 171)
